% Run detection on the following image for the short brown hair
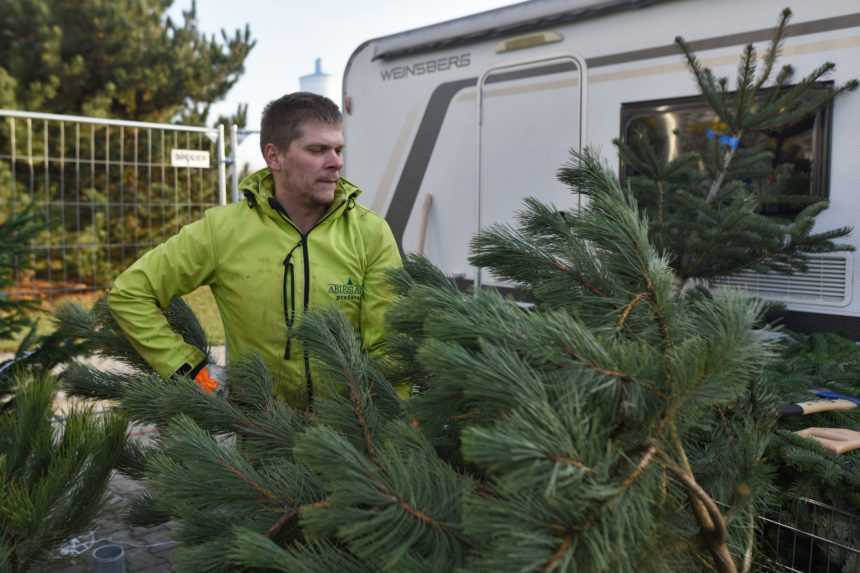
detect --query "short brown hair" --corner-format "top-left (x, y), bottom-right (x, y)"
top-left (260, 92), bottom-right (342, 154)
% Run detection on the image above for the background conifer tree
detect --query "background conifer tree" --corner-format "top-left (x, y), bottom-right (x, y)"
top-left (0, 208), bottom-right (42, 343)
top-left (0, 0), bottom-right (255, 123)
top-left (0, 0), bottom-right (256, 290)
top-left (613, 8), bottom-right (857, 288)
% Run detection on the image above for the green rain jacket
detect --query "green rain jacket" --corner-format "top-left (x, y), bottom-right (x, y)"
top-left (108, 168), bottom-right (402, 408)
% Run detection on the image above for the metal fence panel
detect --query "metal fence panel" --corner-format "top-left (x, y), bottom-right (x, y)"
top-left (757, 497), bottom-right (860, 572)
top-left (0, 110), bottom-right (228, 296)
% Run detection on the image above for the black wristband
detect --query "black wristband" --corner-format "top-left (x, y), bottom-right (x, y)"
top-left (174, 359), bottom-right (207, 380)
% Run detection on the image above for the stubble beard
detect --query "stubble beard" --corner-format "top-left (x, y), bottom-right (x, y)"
top-left (307, 181), bottom-right (336, 210)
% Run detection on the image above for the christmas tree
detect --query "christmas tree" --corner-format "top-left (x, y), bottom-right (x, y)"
top-left (759, 333), bottom-right (860, 571)
top-left (615, 8), bottom-right (857, 287)
top-left (53, 8), bottom-right (860, 572)
top-left (0, 211), bottom-right (127, 573)
top-left (59, 150), bottom-right (780, 572)
top-left (765, 333), bottom-right (860, 509)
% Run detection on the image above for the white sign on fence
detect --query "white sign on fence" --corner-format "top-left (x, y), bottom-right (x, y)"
top-left (171, 149), bottom-right (211, 168)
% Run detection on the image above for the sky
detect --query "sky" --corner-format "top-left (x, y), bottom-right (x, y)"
top-left (169, 0), bottom-right (522, 133)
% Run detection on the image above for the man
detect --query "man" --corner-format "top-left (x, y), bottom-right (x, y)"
top-left (108, 92), bottom-right (402, 409)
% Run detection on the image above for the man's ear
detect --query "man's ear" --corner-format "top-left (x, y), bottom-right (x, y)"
top-left (263, 143), bottom-right (283, 171)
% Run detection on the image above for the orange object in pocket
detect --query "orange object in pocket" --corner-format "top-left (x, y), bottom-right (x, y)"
top-left (194, 366), bottom-right (219, 394)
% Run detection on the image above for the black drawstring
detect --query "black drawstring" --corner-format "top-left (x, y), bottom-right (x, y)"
top-left (282, 241), bottom-right (302, 359)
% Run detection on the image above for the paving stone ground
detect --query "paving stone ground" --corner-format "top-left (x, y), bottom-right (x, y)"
top-left (35, 467), bottom-right (179, 573)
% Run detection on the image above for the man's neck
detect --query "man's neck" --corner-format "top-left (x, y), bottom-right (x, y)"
top-left (273, 189), bottom-right (329, 234)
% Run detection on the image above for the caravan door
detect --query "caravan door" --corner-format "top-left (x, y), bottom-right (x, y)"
top-left (476, 54), bottom-right (587, 288)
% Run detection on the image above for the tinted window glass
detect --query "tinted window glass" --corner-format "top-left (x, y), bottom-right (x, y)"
top-left (620, 88), bottom-right (831, 218)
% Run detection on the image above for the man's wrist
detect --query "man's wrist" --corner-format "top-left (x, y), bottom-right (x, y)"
top-left (174, 359), bottom-right (207, 380)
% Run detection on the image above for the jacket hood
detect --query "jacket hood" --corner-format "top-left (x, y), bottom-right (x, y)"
top-left (238, 168), bottom-right (361, 216)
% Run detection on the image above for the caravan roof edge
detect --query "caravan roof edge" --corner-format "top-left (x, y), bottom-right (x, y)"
top-left (367, 0), bottom-right (662, 61)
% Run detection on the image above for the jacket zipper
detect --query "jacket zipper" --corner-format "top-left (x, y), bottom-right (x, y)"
top-left (300, 237), bottom-right (313, 405)
top-left (282, 242), bottom-right (302, 359)
top-left (270, 198), bottom-right (347, 407)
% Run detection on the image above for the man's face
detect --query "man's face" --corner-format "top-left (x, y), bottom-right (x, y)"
top-left (269, 120), bottom-right (344, 209)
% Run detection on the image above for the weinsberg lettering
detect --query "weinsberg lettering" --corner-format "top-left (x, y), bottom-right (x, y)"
top-left (381, 54), bottom-right (471, 81)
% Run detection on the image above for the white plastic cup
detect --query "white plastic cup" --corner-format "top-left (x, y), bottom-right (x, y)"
top-left (92, 543), bottom-right (126, 573)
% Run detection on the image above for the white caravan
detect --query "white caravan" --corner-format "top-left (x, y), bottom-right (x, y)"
top-left (342, 0), bottom-right (860, 337)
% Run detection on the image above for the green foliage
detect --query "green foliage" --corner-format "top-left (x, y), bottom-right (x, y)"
top-left (56, 297), bottom-right (211, 400)
top-left (0, 375), bottom-right (127, 573)
top-left (467, 151), bottom-right (780, 572)
top-left (0, 0), bottom-right (255, 123)
top-left (0, 207), bottom-right (43, 344)
top-left (0, 1), bottom-right (255, 288)
top-left (607, 8), bottom-right (857, 283)
top-left (764, 333), bottom-right (860, 507)
top-left (59, 148), bottom-right (783, 572)
top-left (0, 213), bottom-right (129, 573)
top-left (47, 9), bottom-right (858, 572)
top-left (758, 333), bottom-right (860, 570)
top-left (47, 296), bottom-right (214, 487)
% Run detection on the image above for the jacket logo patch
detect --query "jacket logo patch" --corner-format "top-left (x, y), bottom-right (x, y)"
top-left (328, 277), bottom-right (363, 302)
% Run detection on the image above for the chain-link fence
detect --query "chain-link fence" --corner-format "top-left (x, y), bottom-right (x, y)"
top-left (0, 110), bottom-right (229, 296)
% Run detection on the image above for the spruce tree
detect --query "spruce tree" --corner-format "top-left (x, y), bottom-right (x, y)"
top-left (614, 8), bottom-right (857, 287)
top-left (758, 334), bottom-right (860, 571)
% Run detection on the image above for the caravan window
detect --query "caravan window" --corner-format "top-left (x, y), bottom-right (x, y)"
top-left (619, 85), bottom-right (833, 217)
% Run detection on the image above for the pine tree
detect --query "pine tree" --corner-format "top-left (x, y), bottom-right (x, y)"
top-left (51, 8), bottom-right (860, 572)
top-left (0, 215), bottom-right (127, 573)
top-left (0, 375), bottom-right (127, 573)
top-left (58, 149), bottom-right (783, 573)
top-left (1, 1), bottom-right (256, 288)
top-left (614, 8), bottom-right (857, 287)
top-left (0, 0), bottom-right (255, 124)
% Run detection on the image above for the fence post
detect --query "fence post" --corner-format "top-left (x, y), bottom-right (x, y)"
top-left (217, 123), bottom-right (227, 206)
top-left (230, 124), bottom-right (240, 203)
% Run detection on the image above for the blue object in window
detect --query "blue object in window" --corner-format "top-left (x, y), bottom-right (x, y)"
top-left (706, 129), bottom-right (740, 150)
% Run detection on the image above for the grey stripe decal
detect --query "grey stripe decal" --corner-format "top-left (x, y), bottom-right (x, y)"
top-left (589, 13), bottom-right (860, 68)
top-left (486, 61), bottom-right (578, 85)
top-left (386, 78), bottom-right (476, 249)
top-left (387, 63), bottom-right (578, 249)
top-left (385, 13), bottom-right (860, 247)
